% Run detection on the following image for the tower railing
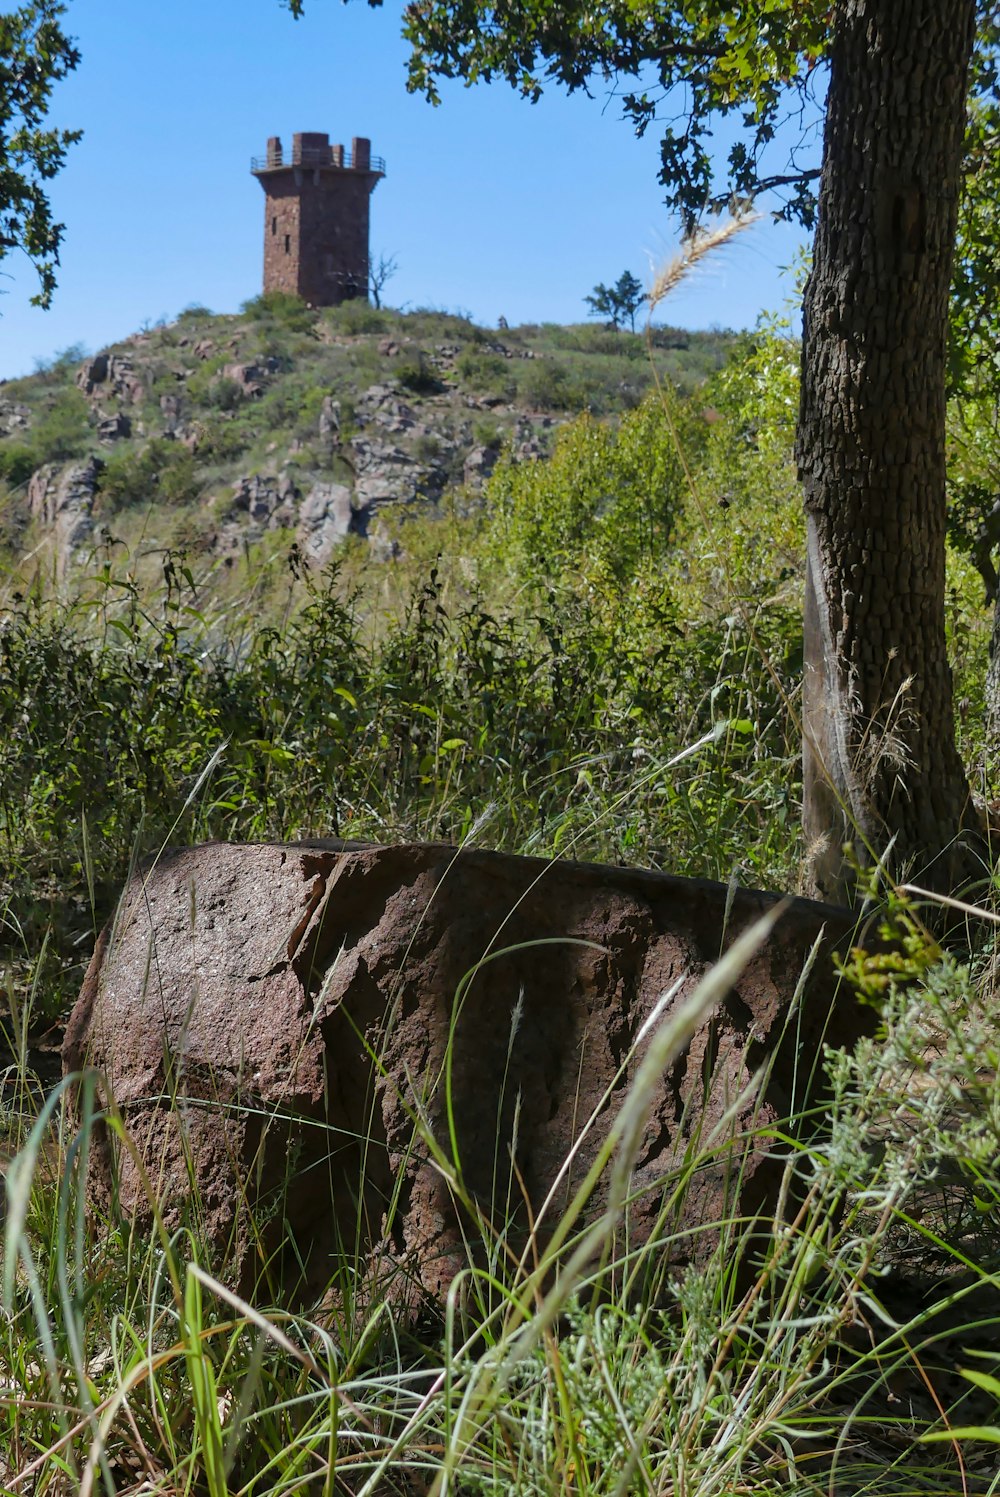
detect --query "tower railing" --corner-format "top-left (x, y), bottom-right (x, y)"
top-left (251, 148), bottom-right (386, 175)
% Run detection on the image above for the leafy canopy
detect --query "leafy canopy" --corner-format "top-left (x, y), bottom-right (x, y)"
top-left (391, 0), bottom-right (832, 229)
top-left (338, 0), bottom-right (1000, 247)
top-left (0, 1), bottom-right (80, 307)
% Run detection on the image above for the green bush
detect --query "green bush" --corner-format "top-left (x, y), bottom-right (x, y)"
top-left (30, 388), bottom-right (93, 464)
top-left (325, 301), bottom-right (388, 336)
top-left (0, 442), bottom-right (39, 487)
top-left (456, 347), bottom-right (515, 396)
top-left (204, 376), bottom-right (244, 412)
top-left (97, 439), bottom-right (199, 513)
top-left (240, 290), bottom-right (317, 334)
top-left (485, 394), bottom-right (686, 583)
top-left (193, 416), bottom-right (254, 464)
top-left (251, 374), bottom-right (327, 439)
top-left (396, 351), bottom-right (440, 395)
top-left (30, 341), bottom-right (89, 381)
top-left (516, 360), bottom-right (576, 411)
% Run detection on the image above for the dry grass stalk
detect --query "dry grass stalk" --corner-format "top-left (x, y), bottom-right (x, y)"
top-left (648, 210), bottom-right (760, 311)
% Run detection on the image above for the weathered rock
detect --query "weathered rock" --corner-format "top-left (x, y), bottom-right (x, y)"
top-left (297, 481), bottom-right (364, 562)
top-left (221, 363), bottom-right (271, 398)
top-left (97, 412), bottom-right (132, 443)
top-left (78, 353), bottom-right (143, 404)
top-left (106, 356), bottom-right (145, 406)
top-left (318, 396), bottom-right (340, 441)
top-left (463, 444), bottom-right (499, 486)
top-left (64, 841), bottom-right (869, 1310)
top-left (76, 354), bottom-right (109, 393)
top-left (160, 392), bottom-right (183, 435)
top-left (0, 399), bottom-right (31, 436)
top-left (350, 437), bottom-right (444, 513)
top-left (355, 384), bottom-right (420, 435)
top-left (28, 457), bottom-right (103, 568)
top-left (230, 472), bottom-right (297, 522)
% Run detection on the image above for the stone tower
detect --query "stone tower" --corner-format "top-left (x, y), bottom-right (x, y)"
top-left (251, 132), bottom-right (386, 306)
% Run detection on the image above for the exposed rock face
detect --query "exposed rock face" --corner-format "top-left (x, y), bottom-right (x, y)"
top-left (463, 444), bottom-right (500, 486)
top-left (230, 472), bottom-right (299, 524)
top-left (298, 481), bottom-right (363, 562)
top-left (28, 457), bottom-right (103, 568)
top-left (77, 353), bottom-right (144, 405)
top-left (0, 399), bottom-right (31, 437)
top-left (97, 412), bottom-right (132, 443)
top-left (76, 354), bottom-right (109, 394)
top-left (221, 362), bottom-right (278, 399)
top-left (350, 436), bottom-right (445, 512)
top-left (64, 841), bottom-right (868, 1310)
top-left (318, 396), bottom-right (340, 443)
top-left (160, 392), bottom-right (183, 435)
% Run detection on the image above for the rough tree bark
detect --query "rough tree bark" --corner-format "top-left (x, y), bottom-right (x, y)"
top-left (797, 0), bottom-right (983, 902)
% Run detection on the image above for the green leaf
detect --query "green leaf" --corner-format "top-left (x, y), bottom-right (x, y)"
top-left (921, 1426), bottom-right (1000, 1443)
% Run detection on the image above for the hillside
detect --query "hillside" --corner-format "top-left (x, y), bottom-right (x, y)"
top-left (0, 297), bottom-right (736, 583)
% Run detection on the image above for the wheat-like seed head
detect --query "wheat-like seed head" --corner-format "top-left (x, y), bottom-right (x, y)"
top-left (648, 211), bottom-right (760, 312)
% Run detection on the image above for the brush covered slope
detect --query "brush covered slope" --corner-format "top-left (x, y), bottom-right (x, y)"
top-left (0, 298), bottom-right (734, 581)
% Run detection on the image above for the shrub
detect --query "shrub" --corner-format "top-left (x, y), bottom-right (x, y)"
top-left (31, 341), bottom-right (89, 380)
top-left (0, 442), bottom-right (40, 487)
top-left (486, 394), bottom-right (686, 583)
top-left (456, 348), bottom-right (514, 397)
top-left (97, 439), bottom-right (199, 512)
top-left (396, 351), bottom-right (440, 395)
top-left (193, 417), bottom-right (254, 464)
top-left (204, 376), bottom-right (244, 412)
top-left (472, 417), bottom-right (505, 449)
top-left (325, 301), bottom-right (388, 336)
top-left (30, 388), bottom-right (93, 464)
top-left (240, 290), bottom-right (317, 334)
top-left (515, 358), bottom-right (600, 412)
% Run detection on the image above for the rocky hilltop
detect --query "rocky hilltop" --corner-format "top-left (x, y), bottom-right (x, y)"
top-left (0, 297), bottom-right (734, 579)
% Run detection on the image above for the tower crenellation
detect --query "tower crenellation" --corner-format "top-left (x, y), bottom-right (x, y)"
top-left (251, 132), bottom-right (386, 306)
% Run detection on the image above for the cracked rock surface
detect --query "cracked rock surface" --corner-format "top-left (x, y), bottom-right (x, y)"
top-left (64, 841), bottom-right (868, 1310)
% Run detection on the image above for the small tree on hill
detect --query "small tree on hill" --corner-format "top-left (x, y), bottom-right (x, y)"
top-left (613, 270), bottom-right (647, 332)
top-left (369, 251), bottom-right (398, 310)
top-left (585, 270), bottom-right (647, 332)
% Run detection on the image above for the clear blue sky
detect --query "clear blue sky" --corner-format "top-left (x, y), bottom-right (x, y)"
top-left (0, 0), bottom-right (816, 379)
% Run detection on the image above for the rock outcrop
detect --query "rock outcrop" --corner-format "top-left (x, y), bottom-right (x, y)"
top-left (77, 353), bottom-right (144, 405)
top-left (0, 398), bottom-right (32, 437)
top-left (64, 841), bottom-right (869, 1311)
top-left (27, 457), bottom-right (103, 568)
top-left (297, 481), bottom-right (364, 561)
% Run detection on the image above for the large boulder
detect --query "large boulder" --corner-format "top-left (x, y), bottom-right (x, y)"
top-left (63, 842), bottom-right (869, 1309)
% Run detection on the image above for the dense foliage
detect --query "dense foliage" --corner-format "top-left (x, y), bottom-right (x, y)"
top-left (0, 1), bottom-right (80, 306)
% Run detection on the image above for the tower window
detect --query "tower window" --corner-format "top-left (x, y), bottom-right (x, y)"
top-left (271, 216), bottom-right (277, 236)
top-left (284, 234), bottom-right (291, 254)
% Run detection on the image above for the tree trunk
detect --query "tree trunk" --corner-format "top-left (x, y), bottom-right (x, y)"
top-left (797, 0), bottom-right (982, 903)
